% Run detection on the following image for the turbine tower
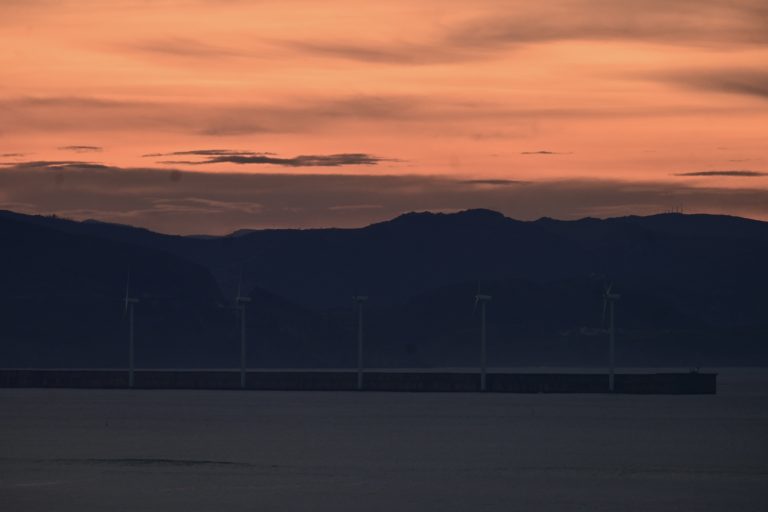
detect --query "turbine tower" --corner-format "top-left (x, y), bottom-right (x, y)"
top-left (123, 272), bottom-right (139, 388)
top-left (235, 274), bottom-right (251, 389)
top-left (603, 283), bottom-right (620, 392)
top-left (474, 292), bottom-right (492, 392)
top-left (353, 295), bottom-right (367, 390)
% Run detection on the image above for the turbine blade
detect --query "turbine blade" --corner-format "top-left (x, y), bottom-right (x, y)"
top-left (473, 277), bottom-right (483, 313)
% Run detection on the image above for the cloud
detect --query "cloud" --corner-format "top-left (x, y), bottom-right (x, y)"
top-left (58, 145), bottom-right (103, 153)
top-left (276, 39), bottom-right (482, 65)
top-left (145, 149), bottom-right (390, 167)
top-left (0, 160), bottom-right (111, 171)
top-left (181, 153), bottom-right (384, 167)
top-left (127, 37), bottom-right (251, 59)
top-left (260, 1), bottom-right (768, 66)
top-left (143, 149), bottom-right (277, 157)
top-left (1, 94), bottom-right (755, 138)
top-left (204, 153), bottom-right (385, 167)
top-left (659, 69), bottom-right (768, 101)
top-left (328, 204), bottom-right (384, 211)
top-left (2, 161), bottom-right (768, 234)
top-left (674, 170), bottom-right (768, 177)
top-left (460, 179), bottom-right (528, 186)
top-left (151, 197), bottom-right (264, 215)
top-left (520, 150), bottom-right (571, 155)
top-left (0, 95), bottom-right (424, 136)
top-left (447, 0), bottom-right (768, 49)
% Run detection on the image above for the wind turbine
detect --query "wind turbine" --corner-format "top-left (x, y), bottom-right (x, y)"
top-left (353, 295), bottom-right (368, 390)
top-left (603, 283), bottom-right (620, 392)
top-left (123, 271), bottom-right (139, 388)
top-left (474, 290), bottom-right (492, 392)
top-left (235, 273), bottom-right (252, 389)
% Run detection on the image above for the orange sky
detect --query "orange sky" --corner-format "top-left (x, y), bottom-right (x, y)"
top-left (1, 0), bottom-right (767, 232)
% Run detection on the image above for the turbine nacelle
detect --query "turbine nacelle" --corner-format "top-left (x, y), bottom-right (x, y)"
top-left (235, 268), bottom-right (251, 306)
top-left (473, 293), bottom-right (491, 315)
top-left (602, 283), bottom-right (620, 301)
top-left (123, 272), bottom-right (139, 314)
top-left (124, 297), bottom-right (139, 307)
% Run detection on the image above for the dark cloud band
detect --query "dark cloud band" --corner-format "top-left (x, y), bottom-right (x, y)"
top-left (1, 161), bottom-right (767, 234)
top-left (674, 170), bottom-right (768, 177)
top-left (145, 149), bottom-right (388, 167)
top-left (58, 145), bottom-right (103, 153)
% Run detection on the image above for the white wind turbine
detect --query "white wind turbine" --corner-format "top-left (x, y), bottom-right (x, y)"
top-left (235, 272), bottom-right (251, 389)
top-left (123, 271), bottom-right (139, 388)
top-left (474, 290), bottom-right (492, 392)
top-left (603, 283), bottom-right (620, 392)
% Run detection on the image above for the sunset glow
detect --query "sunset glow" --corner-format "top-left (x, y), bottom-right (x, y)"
top-left (2, 0), bottom-right (767, 233)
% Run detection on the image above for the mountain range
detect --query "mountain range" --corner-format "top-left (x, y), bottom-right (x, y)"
top-left (1, 208), bottom-right (767, 369)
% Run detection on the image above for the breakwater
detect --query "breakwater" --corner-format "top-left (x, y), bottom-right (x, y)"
top-left (0, 369), bottom-right (716, 394)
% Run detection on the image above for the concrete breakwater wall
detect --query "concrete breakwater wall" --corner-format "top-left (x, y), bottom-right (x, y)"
top-left (0, 370), bottom-right (717, 394)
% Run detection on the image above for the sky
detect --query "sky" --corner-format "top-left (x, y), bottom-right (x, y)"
top-left (1, 0), bottom-right (767, 234)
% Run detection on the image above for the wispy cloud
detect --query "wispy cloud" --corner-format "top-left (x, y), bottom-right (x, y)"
top-left (460, 179), bottom-right (528, 186)
top-left (126, 37), bottom-right (257, 59)
top-left (58, 145), bottom-right (103, 153)
top-left (147, 149), bottom-right (390, 167)
top-left (276, 39), bottom-right (482, 65)
top-left (2, 94), bottom-right (756, 139)
top-left (0, 160), bottom-right (111, 170)
top-left (520, 150), bottom-right (571, 155)
top-left (151, 197), bottom-right (264, 215)
top-left (447, 0), bottom-right (768, 49)
top-left (659, 69), bottom-right (768, 101)
top-left (266, 1), bottom-right (768, 66)
top-left (0, 95), bottom-right (423, 136)
top-left (197, 153), bottom-right (387, 167)
top-left (674, 170), bottom-right (768, 177)
top-left (143, 149), bottom-right (277, 157)
top-left (328, 204), bottom-right (383, 211)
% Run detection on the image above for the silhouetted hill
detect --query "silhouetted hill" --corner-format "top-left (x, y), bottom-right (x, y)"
top-left (2, 209), bottom-right (767, 368)
top-left (0, 213), bottom-right (230, 367)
